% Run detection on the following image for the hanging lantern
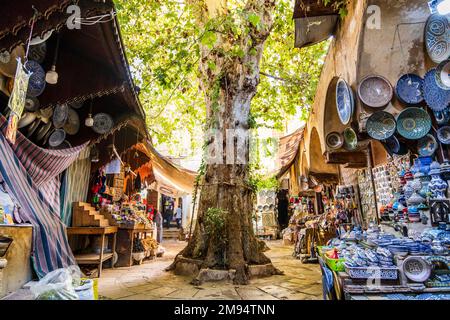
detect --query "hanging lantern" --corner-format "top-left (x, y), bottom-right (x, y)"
top-left (85, 100), bottom-right (94, 127)
top-left (45, 33), bottom-right (60, 84)
top-left (90, 146), bottom-right (99, 162)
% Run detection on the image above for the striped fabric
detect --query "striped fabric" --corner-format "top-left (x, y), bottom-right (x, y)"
top-left (0, 131), bottom-right (76, 278)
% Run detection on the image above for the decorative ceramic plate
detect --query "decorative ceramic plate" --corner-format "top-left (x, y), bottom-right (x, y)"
top-left (417, 134), bottom-right (438, 157)
top-left (48, 129), bottom-right (66, 147)
top-left (36, 121), bottom-right (52, 141)
top-left (53, 104), bottom-right (69, 128)
top-left (18, 112), bottom-right (37, 128)
top-left (437, 126), bottom-right (450, 144)
top-left (425, 14), bottom-right (450, 64)
top-left (358, 75), bottom-right (393, 108)
top-left (27, 119), bottom-right (40, 137)
top-left (402, 256), bottom-right (432, 283)
top-left (326, 132), bottom-right (344, 150)
top-left (69, 100), bottom-right (84, 109)
top-left (29, 30), bottom-right (53, 46)
top-left (436, 60), bottom-right (450, 90)
top-left (92, 113), bottom-right (114, 134)
top-left (395, 74), bottom-right (424, 105)
top-left (25, 60), bottom-right (46, 97)
top-left (28, 42), bottom-right (46, 64)
top-left (383, 135), bottom-right (400, 154)
top-left (39, 106), bottom-right (53, 120)
top-left (24, 97), bottom-right (40, 112)
top-left (336, 78), bottom-right (354, 125)
top-left (366, 111), bottom-right (396, 140)
top-left (423, 69), bottom-right (450, 111)
top-left (396, 107), bottom-right (432, 140)
top-left (343, 127), bottom-right (358, 151)
top-left (63, 107), bottom-right (80, 135)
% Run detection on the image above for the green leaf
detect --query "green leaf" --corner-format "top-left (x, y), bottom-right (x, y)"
top-left (201, 31), bottom-right (217, 49)
top-left (247, 13), bottom-right (260, 28)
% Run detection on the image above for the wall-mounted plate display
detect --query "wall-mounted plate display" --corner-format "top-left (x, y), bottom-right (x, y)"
top-left (358, 75), bottom-right (393, 108)
top-left (25, 60), bottom-right (46, 97)
top-left (395, 74), bottom-right (424, 105)
top-left (396, 107), bottom-right (431, 140)
top-left (417, 134), bottom-right (438, 157)
top-left (436, 59), bottom-right (450, 90)
top-left (423, 68), bottom-right (450, 112)
top-left (366, 111), bottom-right (396, 140)
top-left (336, 78), bottom-right (354, 125)
top-left (326, 132), bottom-right (344, 150)
top-left (343, 127), bottom-right (358, 151)
top-left (425, 13), bottom-right (450, 64)
top-left (437, 126), bottom-right (450, 144)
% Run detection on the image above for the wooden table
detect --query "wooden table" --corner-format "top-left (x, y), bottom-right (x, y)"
top-left (66, 226), bottom-right (118, 277)
top-left (115, 227), bottom-right (153, 267)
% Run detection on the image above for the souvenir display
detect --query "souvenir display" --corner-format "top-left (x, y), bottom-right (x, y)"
top-left (396, 107), bottom-right (432, 140)
top-left (424, 13), bottom-right (450, 64)
top-left (24, 60), bottom-right (46, 97)
top-left (358, 75), bottom-right (393, 108)
top-left (423, 68), bottom-right (450, 112)
top-left (395, 74), bottom-right (424, 105)
top-left (417, 134), bottom-right (438, 157)
top-left (92, 113), bottom-right (114, 134)
top-left (343, 127), bottom-right (357, 151)
top-left (326, 132), bottom-right (344, 150)
top-left (366, 111), bottom-right (396, 140)
top-left (336, 78), bottom-right (354, 125)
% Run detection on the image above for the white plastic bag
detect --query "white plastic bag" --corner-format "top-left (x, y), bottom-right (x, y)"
top-left (75, 279), bottom-right (94, 300)
top-left (30, 265), bottom-right (81, 300)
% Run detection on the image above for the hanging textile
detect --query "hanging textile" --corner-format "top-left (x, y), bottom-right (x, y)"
top-left (0, 131), bottom-right (76, 278)
top-left (60, 147), bottom-right (91, 226)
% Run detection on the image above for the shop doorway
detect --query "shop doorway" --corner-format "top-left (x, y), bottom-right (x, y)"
top-left (161, 194), bottom-right (175, 229)
top-left (277, 189), bottom-right (289, 230)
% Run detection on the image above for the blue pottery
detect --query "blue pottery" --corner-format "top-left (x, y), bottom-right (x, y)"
top-left (396, 74), bottom-right (424, 106)
top-left (429, 161), bottom-right (448, 199)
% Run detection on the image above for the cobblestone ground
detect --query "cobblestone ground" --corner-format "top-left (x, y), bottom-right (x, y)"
top-left (98, 240), bottom-right (323, 300)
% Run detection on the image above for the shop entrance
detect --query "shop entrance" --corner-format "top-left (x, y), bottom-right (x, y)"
top-left (161, 194), bottom-right (176, 229)
top-left (277, 189), bottom-right (289, 230)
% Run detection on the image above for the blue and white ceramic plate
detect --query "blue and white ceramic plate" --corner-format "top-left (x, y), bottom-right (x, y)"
top-left (423, 69), bottom-right (450, 112)
top-left (25, 60), bottom-right (46, 97)
top-left (366, 111), bottom-right (396, 140)
top-left (417, 134), bottom-right (438, 157)
top-left (336, 78), bottom-right (354, 125)
top-left (437, 126), bottom-right (450, 144)
top-left (436, 59), bottom-right (450, 90)
top-left (396, 107), bottom-right (432, 140)
top-left (425, 14), bottom-right (450, 64)
top-left (396, 74), bottom-right (424, 105)
top-left (383, 135), bottom-right (400, 154)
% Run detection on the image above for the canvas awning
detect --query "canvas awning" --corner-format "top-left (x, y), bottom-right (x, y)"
top-left (276, 127), bottom-right (304, 179)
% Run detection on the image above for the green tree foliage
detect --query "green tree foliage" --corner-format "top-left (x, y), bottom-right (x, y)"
top-left (115, 0), bottom-right (328, 155)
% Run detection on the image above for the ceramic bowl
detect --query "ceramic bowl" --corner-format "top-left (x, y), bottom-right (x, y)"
top-left (358, 75), bottom-right (393, 108)
top-left (423, 68), bottom-right (450, 112)
top-left (436, 59), bottom-right (450, 90)
top-left (343, 127), bottom-right (358, 150)
top-left (437, 126), bottom-right (450, 144)
top-left (336, 78), bottom-right (354, 125)
top-left (402, 256), bottom-right (432, 283)
top-left (366, 111), bottom-right (396, 140)
top-left (395, 74), bottom-right (424, 105)
top-left (417, 134), bottom-right (438, 157)
top-left (425, 13), bottom-right (450, 64)
top-left (18, 112), bottom-right (37, 128)
top-left (382, 135), bottom-right (400, 154)
top-left (326, 132), bottom-right (344, 150)
top-left (396, 107), bottom-right (432, 140)
top-left (24, 60), bottom-right (46, 97)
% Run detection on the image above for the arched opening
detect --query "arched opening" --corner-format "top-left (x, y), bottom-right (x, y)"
top-left (308, 127), bottom-right (338, 174)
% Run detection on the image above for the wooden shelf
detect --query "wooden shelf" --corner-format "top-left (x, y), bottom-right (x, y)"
top-left (74, 252), bottom-right (114, 264)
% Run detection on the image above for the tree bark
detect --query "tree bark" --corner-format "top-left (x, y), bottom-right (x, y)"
top-left (168, 0), bottom-right (279, 285)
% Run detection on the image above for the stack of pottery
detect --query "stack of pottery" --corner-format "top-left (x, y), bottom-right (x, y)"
top-left (429, 161), bottom-right (448, 199)
top-left (407, 191), bottom-right (426, 223)
top-left (415, 157), bottom-right (432, 198)
top-left (403, 169), bottom-right (415, 200)
top-left (440, 160), bottom-right (450, 197)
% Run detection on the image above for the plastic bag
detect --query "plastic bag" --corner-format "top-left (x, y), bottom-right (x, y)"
top-left (75, 279), bottom-right (95, 300)
top-left (30, 265), bottom-right (81, 300)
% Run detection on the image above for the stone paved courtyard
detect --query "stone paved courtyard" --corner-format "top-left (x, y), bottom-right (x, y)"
top-left (98, 240), bottom-right (323, 300)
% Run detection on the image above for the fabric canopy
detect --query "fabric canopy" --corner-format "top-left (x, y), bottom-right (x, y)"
top-left (276, 127), bottom-right (304, 179)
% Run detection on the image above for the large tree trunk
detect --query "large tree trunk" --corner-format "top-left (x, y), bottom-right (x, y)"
top-left (168, 0), bottom-right (279, 285)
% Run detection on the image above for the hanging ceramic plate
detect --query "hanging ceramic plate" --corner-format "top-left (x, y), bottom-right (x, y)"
top-left (53, 104), bottom-right (69, 128)
top-left (39, 106), bottom-right (53, 120)
top-left (29, 30), bottom-right (53, 46)
top-left (395, 74), bottom-right (424, 105)
top-left (343, 127), bottom-right (358, 151)
top-left (436, 60), bottom-right (450, 90)
top-left (24, 60), bottom-right (46, 97)
top-left (27, 119), bottom-right (41, 137)
top-left (358, 75), bottom-right (393, 108)
top-left (383, 135), bottom-right (401, 154)
top-left (326, 132), bottom-right (344, 150)
top-left (417, 134), bottom-right (438, 157)
top-left (24, 97), bottom-right (40, 112)
top-left (18, 112), bottom-right (37, 128)
top-left (36, 121), bottom-right (52, 141)
top-left (68, 100), bottom-right (84, 109)
top-left (396, 107), bottom-right (432, 140)
top-left (335, 79), bottom-right (354, 125)
top-left (366, 111), bottom-right (396, 140)
top-left (425, 14), bottom-right (450, 64)
top-left (437, 126), bottom-right (450, 144)
top-left (28, 42), bottom-right (47, 64)
top-left (92, 113), bottom-right (114, 134)
top-left (0, 45), bottom-right (25, 78)
top-left (63, 107), bottom-right (80, 135)
top-left (48, 129), bottom-right (66, 147)
top-left (423, 69), bottom-right (450, 111)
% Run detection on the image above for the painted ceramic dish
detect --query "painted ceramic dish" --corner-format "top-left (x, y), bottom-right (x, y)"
top-left (425, 14), bottom-right (450, 64)
top-left (24, 97), bottom-right (40, 112)
top-left (383, 135), bottom-right (401, 154)
top-left (27, 119), bottom-right (41, 137)
top-left (92, 113), bottom-right (114, 134)
top-left (36, 121), bottom-right (52, 141)
top-left (326, 132), bottom-right (344, 150)
top-left (417, 134), bottom-right (438, 157)
top-left (395, 74), bottom-right (424, 105)
top-left (423, 69), bottom-right (450, 112)
top-left (366, 111), bottom-right (396, 140)
top-left (335, 78), bottom-right (354, 125)
top-left (437, 126), bottom-right (450, 144)
top-left (48, 129), bottom-right (66, 147)
top-left (18, 112), bottom-right (37, 128)
top-left (53, 104), bottom-right (69, 129)
top-left (63, 107), bottom-right (80, 135)
top-left (28, 42), bottom-right (47, 64)
top-left (343, 127), bottom-right (358, 151)
top-left (402, 256), bottom-right (432, 283)
top-left (25, 60), bottom-right (46, 97)
top-left (358, 75), bottom-right (393, 108)
top-left (436, 59), bottom-right (450, 90)
top-left (396, 107), bottom-right (432, 140)
top-left (29, 30), bottom-right (53, 46)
